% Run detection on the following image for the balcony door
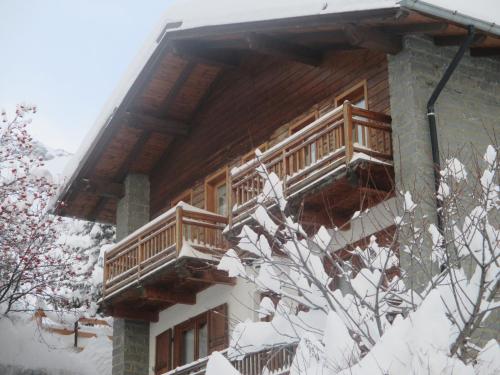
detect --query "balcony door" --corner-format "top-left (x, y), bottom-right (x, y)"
top-left (335, 81), bottom-right (369, 148)
top-left (205, 169), bottom-right (228, 216)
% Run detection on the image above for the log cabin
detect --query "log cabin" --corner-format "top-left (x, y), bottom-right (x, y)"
top-left (55, 1), bottom-right (500, 374)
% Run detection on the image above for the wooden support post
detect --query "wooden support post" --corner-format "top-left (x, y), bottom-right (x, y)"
top-left (74, 321), bottom-right (78, 348)
top-left (175, 206), bottom-right (183, 256)
top-left (343, 101), bottom-right (354, 163)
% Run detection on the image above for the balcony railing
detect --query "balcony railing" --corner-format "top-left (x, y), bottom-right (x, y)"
top-left (229, 101), bottom-right (392, 224)
top-left (103, 203), bottom-right (228, 298)
top-left (165, 343), bottom-right (297, 375)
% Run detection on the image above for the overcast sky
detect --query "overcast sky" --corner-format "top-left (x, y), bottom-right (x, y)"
top-left (0, 0), bottom-right (171, 152)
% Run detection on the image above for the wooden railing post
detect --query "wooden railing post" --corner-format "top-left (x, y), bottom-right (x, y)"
top-left (103, 251), bottom-right (108, 294)
top-left (227, 173), bottom-right (233, 228)
top-left (343, 100), bottom-right (353, 163)
top-left (282, 149), bottom-right (287, 195)
top-left (138, 236), bottom-right (144, 277)
top-left (175, 206), bottom-right (183, 256)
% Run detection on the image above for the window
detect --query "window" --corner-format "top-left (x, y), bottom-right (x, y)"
top-left (169, 304), bottom-right (228, 368)
top-left (242, 143), bottom-right (268, 164)
top-left (176, 314), bottom-right (208, 366)
top-left (289, 111), bottom-right (318, 168)
top-left (171, 189), bottom-right (192, 207)
top-left (205, 169), bottom-right (228, 216)
top-left (335, 81), bottom-right (369, 147)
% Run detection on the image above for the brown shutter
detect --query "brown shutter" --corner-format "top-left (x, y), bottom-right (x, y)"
top-left (155, 329), bottom-right (172, 375)
top-left (208, 303), bottom-right (228, 353)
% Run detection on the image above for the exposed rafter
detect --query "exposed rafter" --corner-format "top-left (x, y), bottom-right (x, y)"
top-left (244, 33), bottom-right (323, 66)
top-left (381, 22), bottom-right (448, 35)
top-left (470, 47), bottom-right (500, 57)
top-left (76, 177), bottom-right (124, 199)
top-left (171, 41), bottom-right (240, 69)
top-left (141, 287), bottom-right (196, 305)
top-left (124, 112), bottom-right (190, 136)
top-left (184, 269), bottom-right (236, 286)
top-left (110, 305), bottom-right (159, 322)
top-left (158, 61), bottom-right (197, 117)
top-left (343, 25), bottom-right (402, 54)
top-left (434, 33), bottom-right (486, 47)
top-left (114, 130), bottom-right (152, 181)
top-left (88, 197), bottom-right (108, 222)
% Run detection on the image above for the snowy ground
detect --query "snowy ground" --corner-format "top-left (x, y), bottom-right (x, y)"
top-left (0, 313), bottom-right (111, 375)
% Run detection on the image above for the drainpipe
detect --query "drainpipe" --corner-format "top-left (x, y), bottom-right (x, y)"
top-left (426, 25), bottom-right (475, 231)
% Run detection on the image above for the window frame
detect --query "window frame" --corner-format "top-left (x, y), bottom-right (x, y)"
top-left (171, 189), bottom-right (193, 207)
top-left (334, 80), bottom-right (369, 109)
top-left (204, 167), bottom-right (229, 216)
top-left (174, 312), bottom-right (209, 366)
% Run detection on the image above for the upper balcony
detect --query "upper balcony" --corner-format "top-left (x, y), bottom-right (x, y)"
top-left (101, 102), bottom-right (393, 318)
top-left (102, 203), bottom-right (232, 320)
top-left (229, 101), bottom-right (393, 228)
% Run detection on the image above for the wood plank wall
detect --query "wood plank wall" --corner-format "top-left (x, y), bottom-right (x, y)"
top-left (150, 49), bottom-right (390, 218)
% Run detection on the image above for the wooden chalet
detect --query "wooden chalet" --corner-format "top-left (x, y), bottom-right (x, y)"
top-left (55, 1), bottom-right (500, 374)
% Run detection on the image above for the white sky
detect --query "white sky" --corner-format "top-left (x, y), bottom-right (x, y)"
top-left (0, 0), bottom-right (171, 152)
top-left (0, 0), bottom-right (496, 153)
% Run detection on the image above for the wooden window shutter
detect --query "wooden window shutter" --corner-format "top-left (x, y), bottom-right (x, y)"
top-left (155, 328), bottom-right (172, 375)
top-left (208, 303), bottom-right (228, 353)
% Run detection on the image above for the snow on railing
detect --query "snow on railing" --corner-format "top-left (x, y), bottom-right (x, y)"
top-left (103, 203), bottom-right (228, 297)
top-left (229, 101), bottom-right (392, 225)
top-left (164, 343), bottom-right (298, 375)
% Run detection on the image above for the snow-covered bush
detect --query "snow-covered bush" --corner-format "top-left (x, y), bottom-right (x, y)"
top-left (210, 145), bottom-right (499, 375)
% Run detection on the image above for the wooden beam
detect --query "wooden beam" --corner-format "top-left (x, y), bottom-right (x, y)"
top-left (76, 177), bottom-right (124, 199)
top-left (244, 33), bottom-right (323, 66)
top-left (343, 25), bottom-right (402, 54)
top-left (185, 270), bottom-right (236, 286)
top-left (114, 130), bottom-right (151, 181)
top-left (172, 41), bottom-right (240, 69)
top-left (141, 287), bottom-right (196, 305)
top-left (434, 33), bottom-right (486, 47)
top-left (88, 197), bottom-right (108, 222)
top-left (158, 61), bottom-right (197, 116)
top-left (381, 22), bottom-right (448, 35)
top-left (125, 112), bottom-right (189, 136)
top-left (470, 47), bottom-right (500, 57)
top-left (110, 305), bottom-right (159, 322)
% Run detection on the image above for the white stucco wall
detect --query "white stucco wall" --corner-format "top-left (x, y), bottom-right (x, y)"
top-left (148, 278), bottom-right (258, 375)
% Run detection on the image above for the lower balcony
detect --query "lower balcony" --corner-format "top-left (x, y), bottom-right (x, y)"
top-left (229, 101), bottom-right (394, 229)
top-left (102, 203), bottom-right (232, 321)
top-left (165, 343), bottom-right (297, 375)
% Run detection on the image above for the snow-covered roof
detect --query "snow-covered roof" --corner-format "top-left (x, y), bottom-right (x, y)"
top-left (58, 0), bottom-right (499, 215)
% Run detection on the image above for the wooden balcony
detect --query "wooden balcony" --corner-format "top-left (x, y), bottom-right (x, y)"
top-left (165, 343), bottom-right (297, 375)
top-left (102, 203), bottom-right (231, 319)
top-left (229, 101), bottom-right (393, 227)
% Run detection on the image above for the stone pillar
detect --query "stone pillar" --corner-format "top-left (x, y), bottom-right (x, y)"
top-left (116, 174), bottom-right (150, 241)
top-left (113, 319), bottom-right (150, 375)
top-left (113, 173), bottom-right (151, 375)
top-left (388, 35), bottom-right (500, 290)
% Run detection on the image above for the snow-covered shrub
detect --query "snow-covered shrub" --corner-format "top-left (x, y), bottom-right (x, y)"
top-left (211, 145), bottom-right (499, 375)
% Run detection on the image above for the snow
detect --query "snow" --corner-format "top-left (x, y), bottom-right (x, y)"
top-left (110, 201), bottom-right (211, 252)
top-left (258, 296), bottom-right (276, 319)
top-left (0, 315), bottom-right (111, 375)
top-left (218, 249), bottom-right (246, 277)
top-left (206, 351), bottom-right (241, 375)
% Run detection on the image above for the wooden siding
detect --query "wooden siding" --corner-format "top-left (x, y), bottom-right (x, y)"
top-left (150, 49), bottom-right (390, 218)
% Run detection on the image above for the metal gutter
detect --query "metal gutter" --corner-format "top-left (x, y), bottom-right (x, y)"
top-left (400, 0), bottom-right (500, 37)
top-left (426, 25), bottom-right (476, 231)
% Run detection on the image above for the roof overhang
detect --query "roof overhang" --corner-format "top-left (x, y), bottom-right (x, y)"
top-left (55, 3), bottom-right (500, 224)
